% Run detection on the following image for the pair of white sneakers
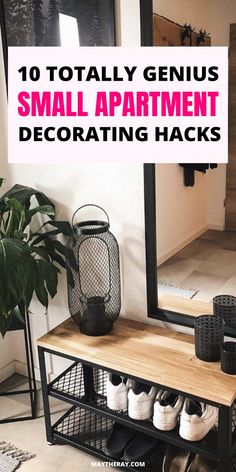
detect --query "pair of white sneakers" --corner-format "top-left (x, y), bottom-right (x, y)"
top-left (106, 375), bottom-right (218, 442)
top-left (106, 374), bottom-right (157, 420)
top-left (154, 392), bottom-right (218, 442)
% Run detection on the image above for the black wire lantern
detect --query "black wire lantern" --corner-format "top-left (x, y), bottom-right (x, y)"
top-left (66, 205), bottom-right (121, 336)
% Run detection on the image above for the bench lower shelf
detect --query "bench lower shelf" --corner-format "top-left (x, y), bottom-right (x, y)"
top-left (52, 404), bottom-right (163, 471)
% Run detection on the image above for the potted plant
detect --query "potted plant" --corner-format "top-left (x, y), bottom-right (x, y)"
top-left (0, 178), bottom-right (74, 337)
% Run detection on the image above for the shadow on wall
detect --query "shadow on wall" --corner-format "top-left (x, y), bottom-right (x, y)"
top-left (122, 225), bottom-right (147, 320)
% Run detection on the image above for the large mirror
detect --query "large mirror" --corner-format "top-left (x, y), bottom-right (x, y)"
top-left (144, 0), bottom-right (236, 336)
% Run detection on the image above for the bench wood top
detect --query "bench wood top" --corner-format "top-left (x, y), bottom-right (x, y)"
top-left (37, 317), bottom-right (236, 406)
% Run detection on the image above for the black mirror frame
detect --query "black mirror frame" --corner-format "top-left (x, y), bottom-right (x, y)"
top-left (144, 163), bottom-right (200, 330)
top-left (0, 0), bottom-right (7, 86)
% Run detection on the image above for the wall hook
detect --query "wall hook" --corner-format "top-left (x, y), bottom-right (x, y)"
top-left (181, 23), bottom-right (195, 46)
top-left (197, 29), bottom-right (210, 46)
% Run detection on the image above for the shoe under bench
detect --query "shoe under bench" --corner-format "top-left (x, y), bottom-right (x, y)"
top-left (37, 317), bottom-right (236, 471)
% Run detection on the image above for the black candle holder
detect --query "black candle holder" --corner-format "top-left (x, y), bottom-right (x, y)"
top-left (221, 342), bottom-right (236, 375)
top-left (66, 205), bottom-right (121, 336)
top-left (194, 315), bottom-right (224, 362)
top-left (213, 295), bottom-right (236, 328)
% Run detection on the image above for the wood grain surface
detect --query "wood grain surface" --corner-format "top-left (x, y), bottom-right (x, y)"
top-left (37, 317), bottom-right (236, 406)
top-left (153, 14), bottom-right (211, 47)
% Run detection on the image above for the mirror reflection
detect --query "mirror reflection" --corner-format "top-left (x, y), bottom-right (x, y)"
top-left (2, 0), bottom-right (115, 47)
top-left (156, 164), bottom-right (236, 316)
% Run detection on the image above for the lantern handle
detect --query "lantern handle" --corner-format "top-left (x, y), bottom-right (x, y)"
top-left (72, 204), bottom-right (110, 229)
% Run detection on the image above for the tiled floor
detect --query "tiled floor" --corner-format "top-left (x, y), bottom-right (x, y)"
top-left (158, 230), bottom-right (236, 303)
top-left (0, 374), bottom-right (113, 471)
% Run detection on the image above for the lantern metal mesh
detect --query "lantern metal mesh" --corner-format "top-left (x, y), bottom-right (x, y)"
top-left (66, 205), bottom-right (121, 336)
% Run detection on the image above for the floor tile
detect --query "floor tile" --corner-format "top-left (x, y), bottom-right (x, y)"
top-left (158, 257), bottom-right (202, 287)
top-left (175, 239), bottom-right (219, 261)
top-left (181, 271), bottom-right (227, 293)
top-left (207, 249), bottom-right (236, 266)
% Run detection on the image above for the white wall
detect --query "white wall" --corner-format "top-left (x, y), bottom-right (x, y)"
top-left (0, 0), bottom-right (150, 378)
top-left (156, 165), bottom-right (209, 264)
top-left (0, 34), bottom-right (17, 378)
top-left (155, 0), bottom-right (236, 262)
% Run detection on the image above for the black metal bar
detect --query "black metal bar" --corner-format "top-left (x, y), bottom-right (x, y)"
top-left (0, 415), bottom-right (36, 424)
top-left (0, 389), bottom-right (33, 396)
top-left (25, 310), bottom-right (37, 418)
top-left (38, 346), bottom-right (53, 443)
top-left (24, 321), bottom-right (35, 418)
top-left (0, 0), bottom-right (8, 87)
top-left (217, 405), bottom-right (232, 471)
top-left (140, 0), bottom-right (153, 46)
top-left (82, 365), bottom-right (96, 402)
top-left (26, 310), bottom-right (37, 392)
top-left (144, 164), bottom-right (158, 317)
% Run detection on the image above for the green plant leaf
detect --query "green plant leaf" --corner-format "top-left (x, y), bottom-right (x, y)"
top-left (41, 220), bottom-right (73, 236)
top-left (0, 178), bottom-right (5, 189)
top-left (53, 240), bottom-right (66, 255)
top-left (25, 205), bottom-right (55, 227)
top-left (0, 312), bottom-right (13, 337)
top-left (37, 259), bottom-right (58, 298)
top-left (30, 245), bottom-right (50, 261)
top-left (4, 198), bottom-right (26, 236)
top-left (65, 245), bottom-right (78, 272)
top-left (12, 306), bottom-right (25, 324)
top-left (0, 184), bottom-right (55, 212)
top-left (25, 257), bottom-right (37, 308)
top-left (34, 261), bottom-right (48, 307)
top-left (0, 183), bottom-right (70, 334)
top-left (0, 238), bottom-right (31, 317)
top-left (49, 251), bottom-right (67, 269)
top-left (31, 230), bottom-right (61, 245)
top-left (67, 267), bottom-right (75, 289)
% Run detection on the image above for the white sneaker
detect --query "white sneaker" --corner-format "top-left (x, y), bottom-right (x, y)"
top-left (153, 391), bottom-right (184, 431)
top-left (106, 374), bottom-right (131, 412)
top-left (179, 399), bottom-right (218, 441)
top-left (128, 383), bottom-right (157, 420)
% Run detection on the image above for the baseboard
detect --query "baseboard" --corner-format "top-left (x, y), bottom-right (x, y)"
top-left (157, 226), bottom-right (208, 266)
top-left (208, 223), bottom-right (225, 231)
top-left (0, 361), bottom-right (15, 383)
top-left (14, 360), bottom-right (41, 382)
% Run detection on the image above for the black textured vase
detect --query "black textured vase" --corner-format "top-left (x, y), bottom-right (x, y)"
top-left (194, 315), bottom-right (224, 362)
top-left (213, 295), bottom-right (236, 328)
top-left (221, 342), bottom-right (236, 375)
